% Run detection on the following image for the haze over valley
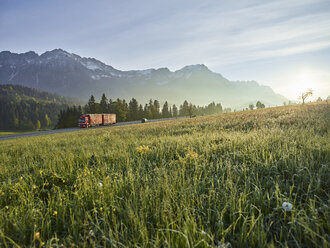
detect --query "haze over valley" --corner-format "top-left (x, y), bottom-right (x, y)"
top-left (0, 49), bottom-right (287, 108)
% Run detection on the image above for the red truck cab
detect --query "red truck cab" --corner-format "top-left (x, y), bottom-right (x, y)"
top-left (78, 115), bottom-right (89, 128)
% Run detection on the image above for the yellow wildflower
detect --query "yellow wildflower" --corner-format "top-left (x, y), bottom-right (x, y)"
top-left (34, 232), bottom-right (40, 240)
top-left (136, 145), bottom-right (151, 156)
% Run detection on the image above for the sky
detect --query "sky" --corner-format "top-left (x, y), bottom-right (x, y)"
top-left (1, 0), bottom-right (330, 100)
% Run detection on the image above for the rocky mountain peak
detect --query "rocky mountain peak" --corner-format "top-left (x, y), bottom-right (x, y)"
top-left (40, 48), bottom-right (73, 60)
top-left (177, 64), bottom-right (209, 72)
top-left (0, 50), bottom-right (38, 66)
top-left (0, 48), bottom-right (288, 107)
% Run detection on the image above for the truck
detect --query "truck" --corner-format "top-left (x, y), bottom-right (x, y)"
top-left (78, 114), bottom-right (116, 128)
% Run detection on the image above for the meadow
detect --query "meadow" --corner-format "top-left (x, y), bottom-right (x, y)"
top-left (0, 132), bottom-right (30, 136)
top-left (0, 102), bottom-right (329, 247)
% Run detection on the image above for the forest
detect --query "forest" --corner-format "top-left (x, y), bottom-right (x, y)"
top-left (0, 85), bottom-right (74, 131)
top-left (55, 93), bottom-right (225, 128)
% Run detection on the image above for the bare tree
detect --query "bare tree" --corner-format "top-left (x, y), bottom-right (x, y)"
top-left (299, 88), bottom-right (313, 104)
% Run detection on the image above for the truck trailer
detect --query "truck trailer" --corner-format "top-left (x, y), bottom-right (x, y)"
top-left (78, 114), bottom-right (116, 128)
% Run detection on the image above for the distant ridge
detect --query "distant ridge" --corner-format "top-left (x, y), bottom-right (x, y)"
top-left (0, 49), bottom-right (287, 108)
top-left (0, 84), bottom-right (83, 105)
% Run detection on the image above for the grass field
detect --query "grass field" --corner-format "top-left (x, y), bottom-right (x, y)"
top-left (0, 132), bottom-right (29, 136)
top-left (0, 102), bottom-right (329, 247)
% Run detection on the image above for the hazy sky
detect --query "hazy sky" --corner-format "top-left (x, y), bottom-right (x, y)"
top-left (1, 0), bottom-right (330, 100)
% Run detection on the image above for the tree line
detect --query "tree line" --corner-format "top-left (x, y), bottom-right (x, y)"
top-left (0, 97), bottom-right (68, 131)
top-left (0, 85), bottom-right (71, 131)
top-left (55, 93), bottom-right (224, 128)
top-left (247, 100), bottom-right (266, 110)
top-left (85, 94), bottom-right (224, 121)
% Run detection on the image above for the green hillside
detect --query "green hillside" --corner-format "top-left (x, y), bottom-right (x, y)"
top-left (0, 84), bottom-right (79, 103)
top-left (0, 102), bottom-right (329, 247)
top-left (0, 84), bottom-right (81, 131)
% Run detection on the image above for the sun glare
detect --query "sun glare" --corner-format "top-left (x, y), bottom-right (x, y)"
top-left (296, 70), bottom-right (315, 93)
top-left (286, 68), bottom-right (321, 100)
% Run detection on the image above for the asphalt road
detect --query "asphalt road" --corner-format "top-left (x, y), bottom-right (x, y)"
top-left (0, 117), bottom-right (186, 141)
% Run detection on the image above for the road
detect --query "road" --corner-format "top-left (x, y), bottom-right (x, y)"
top-left (0, 117), bottom-right (186, 141)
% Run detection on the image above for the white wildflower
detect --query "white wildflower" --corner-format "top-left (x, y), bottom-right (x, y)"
top-left (282, 202), bottom-right (293, 211)
top-left (98, 182), bottom-right (103, 187)
top-left (89, 230), bottom-right (94, 236)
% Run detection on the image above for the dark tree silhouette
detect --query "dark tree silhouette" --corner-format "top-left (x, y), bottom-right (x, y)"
top-left (128, 98), bottom-right (139, 121)
top-left (172, 104), bottom-right (178, 117)
top-left (256, 101), bottom-right (265, 109)
top-left (300, 88), bottom-right (313, 104)
top-left (100, 93), bottom-right (108, 113)
top-left (86, 95), bottom-right (96, 113)
top-left (162, 101), bottom-right (170, 118)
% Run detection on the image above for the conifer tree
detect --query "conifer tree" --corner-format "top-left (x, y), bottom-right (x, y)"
top-left (180, 100), bottom-right (189, 116)
top-left (100, 93), bottom-right (108, 113)
top-left (216, 103), bottom-right (223, 113)
top-left (122, 99), bottom-right (129, 120)
top-left (188, 103), bottom-right (194, 117)
top-left (153, 100), bottom-right (161, 118)
top-left (138, 104), bottom-right (144, 119)
top-left (112, 98), bottom-right (128, 122)
top-left (162, 101), bottom-right (170, 118)
top-left (172, 104), bottom-right (178, 117)
top-left (109, 99), bottom-right (114, 113)
top-left (128, 98), bottom-right (139, 121)
top-left (144, 103), bottom-right (152, 119)
top-left (86, 95), bottom-right (96, 113)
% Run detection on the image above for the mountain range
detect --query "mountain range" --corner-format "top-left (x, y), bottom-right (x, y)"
top-left (0, 49), bottom-right (287, 108)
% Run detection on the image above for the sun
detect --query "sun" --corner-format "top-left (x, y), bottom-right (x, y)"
top-left (286, 68), bottom-right (320, 100)
top-left (296, 70), bottom-right (315, 94)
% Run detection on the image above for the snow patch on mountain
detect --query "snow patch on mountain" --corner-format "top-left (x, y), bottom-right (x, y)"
top-left (8, 72), bottom-right (18, 81)
top-left (90, 75), bottom-right (100, 80)
top-left (91, 74), bottom-right (115, 80)
top-left (81, 60), bottom-right (102, 71)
